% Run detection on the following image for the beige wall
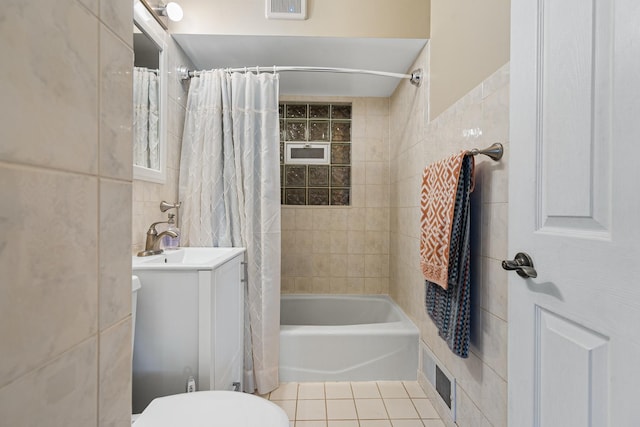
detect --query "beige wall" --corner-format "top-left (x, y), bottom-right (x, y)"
top-left (172, 0), bottom-right (430, 38)
top-left (281, 96), bottom-right (390, 294)
top-left (0, 1), bottom-right (133, 426)
top-left (389, 44), bottom-right (510, 426)
top-left (132, 35), bottom-right (194, 254)
top-left (429, 0), bottom-right (510, 118)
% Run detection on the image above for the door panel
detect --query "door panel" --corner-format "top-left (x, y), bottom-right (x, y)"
top-left (509, 0), bottom-right (640, 425)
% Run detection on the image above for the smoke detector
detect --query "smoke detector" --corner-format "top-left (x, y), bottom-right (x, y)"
top-left (266, 0), bottom-right (307, 20)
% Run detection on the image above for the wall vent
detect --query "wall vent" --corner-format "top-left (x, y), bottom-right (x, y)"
top-left (420, 343), bottom-right (456, 422)
top-left (266, 0), bottom-right (307, 20)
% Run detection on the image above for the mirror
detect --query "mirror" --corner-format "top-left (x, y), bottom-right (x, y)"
top-left (133, 0), bottom-right (167, 183)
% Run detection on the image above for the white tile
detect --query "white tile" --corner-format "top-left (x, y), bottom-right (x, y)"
top-left (359, 421), bottom-right (392, 427)
top-left (384, 399), bottom-right (419, 419)
top-left (272, 400), bottom-right (297, 421)
top-left (296, 400), bottom-right (326, 421)
top-left (411, 399), bottom-right (439, 419)
top-left (299, 383), bottom-right (326, 399)
top-left (403, 382), bottom-right (427, 398)
top-left (391, 420), bottom-right (425, 427)
top-left (351, 382), bottom-right (381, 399)
top-left (296, 421), bottom-right (326, 427)
top-left (328, 421), bottom-right (359, 427)
top-left (422, 421), bottom-right (446, 427)
top-left (270, 383), bottom-right (299, 400)
top-left (325, 382), bottom-right (353, 399)
top-left (326, 399), bottom-right (357, 420)
top-left (355, 399), bottom-right (388, 420)
top-left (377, 382), bottom-right (409, 398)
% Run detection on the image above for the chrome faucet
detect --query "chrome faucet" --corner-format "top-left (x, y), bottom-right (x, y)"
top-left (137, 221), bottom-right (179, 257)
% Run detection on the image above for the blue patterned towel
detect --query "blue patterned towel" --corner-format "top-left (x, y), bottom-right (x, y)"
top-left (425, 155), bottom-right (474, 358)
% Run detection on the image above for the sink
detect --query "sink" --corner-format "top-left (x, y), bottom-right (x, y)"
top-left (132, 247), bottom-right (245, 270)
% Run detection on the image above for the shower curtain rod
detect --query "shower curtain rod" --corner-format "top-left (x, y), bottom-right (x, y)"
top-left (178, 66), bottom-right (423, 87)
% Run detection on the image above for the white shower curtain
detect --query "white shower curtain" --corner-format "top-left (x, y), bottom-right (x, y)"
top-left (133, 67), bottom-right (159, 169)
top-left (179, 69), bottom-right (281, 394)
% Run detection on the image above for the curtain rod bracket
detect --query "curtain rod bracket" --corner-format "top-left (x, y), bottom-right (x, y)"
top-left (410, 69), bottom-right (423, 87)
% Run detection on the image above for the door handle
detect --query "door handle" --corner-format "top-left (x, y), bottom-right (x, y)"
top-left (502, 252), bottom-right (538, 278)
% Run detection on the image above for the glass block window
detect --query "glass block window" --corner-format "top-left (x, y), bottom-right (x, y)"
top-left (280, 102), bottom-right (352, 206)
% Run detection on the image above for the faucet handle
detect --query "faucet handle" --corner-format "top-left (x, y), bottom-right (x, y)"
top-left (147, 221), bottom-right (168, 234)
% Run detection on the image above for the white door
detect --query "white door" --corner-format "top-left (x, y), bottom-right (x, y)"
top-left (509, 0), bottom-right (640, 425)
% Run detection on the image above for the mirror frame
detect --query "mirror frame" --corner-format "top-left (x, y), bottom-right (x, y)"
top-left (133, 0), bottom-right (168, 184)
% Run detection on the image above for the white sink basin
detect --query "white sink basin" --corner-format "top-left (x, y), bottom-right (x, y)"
top-left (132, 247), bottom-right (245, 270)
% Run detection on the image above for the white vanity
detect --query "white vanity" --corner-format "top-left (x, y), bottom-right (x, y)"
top-left (132, 247), bottom-right (246, 414)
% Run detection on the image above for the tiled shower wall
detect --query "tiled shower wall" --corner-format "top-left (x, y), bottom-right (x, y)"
top-left (281, 96), bottom-right (391, 294)
top-left (131, 34), bottom-right (194, 254)
top-left (389, 44), bottom-right (510, 427)
top-left (0, 1), bottom-right (133, 425)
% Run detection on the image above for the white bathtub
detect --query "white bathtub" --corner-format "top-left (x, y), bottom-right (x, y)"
top-left (279, 295), bottom-right (419, 382)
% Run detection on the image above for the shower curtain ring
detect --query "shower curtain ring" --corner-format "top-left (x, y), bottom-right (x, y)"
top-left (273, 65), bottom-right (276, 74)
top-left (256, 66), bottom-right (260, 74)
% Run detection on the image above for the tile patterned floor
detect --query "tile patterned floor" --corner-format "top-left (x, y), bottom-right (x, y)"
top-left (261, 381), bottom-right (446, 427)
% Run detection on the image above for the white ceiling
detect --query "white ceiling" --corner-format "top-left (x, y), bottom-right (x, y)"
top-left (172, 35), bottom-right (428, 97)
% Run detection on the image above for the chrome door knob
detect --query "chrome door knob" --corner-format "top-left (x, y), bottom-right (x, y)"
top-left (502, 252), bottom-right (538, 278)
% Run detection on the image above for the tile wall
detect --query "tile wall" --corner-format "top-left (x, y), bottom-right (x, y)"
top-left (281, 96), bottom-right (391, 295)
top-left (131, 28), bottom-right (194, 254)
top-left (389, 44), bottom-right (510, 427)
top-left (0, 0), bottom-right (133, 426)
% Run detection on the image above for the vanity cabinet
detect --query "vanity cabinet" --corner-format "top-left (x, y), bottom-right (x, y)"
top-left (132, 248), bottom-right (245, 413)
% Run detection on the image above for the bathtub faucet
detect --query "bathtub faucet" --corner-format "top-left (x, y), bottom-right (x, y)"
top-left (137, 221), bottom-right (179, 257)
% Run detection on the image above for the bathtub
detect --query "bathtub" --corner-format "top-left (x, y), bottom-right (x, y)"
top-left (279, 295), bottom-right (419, 382)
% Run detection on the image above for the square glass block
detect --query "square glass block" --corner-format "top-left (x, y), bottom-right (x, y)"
top-left (285, 188), bottom-right (306, 205)
top-left (331, 144), bottom-right (351, 164)
top-left (286, 121), bottom-right (307, 141)
top-left (285, 165), bottom-right (306, 186)
top-left (286, 104), bottom-right (307, 119)
top-left (308, 165), bottom-right (329, 186)
top-left (331, 104), bottom-right (352, 119)
top-left (280, 142), bottom-right (284, 163)
top-left (309, 188), bottom-right (330, 205)
top-left (278, 104), bottom-right (284, 118)
top-left (279, 120), bottom-right (285, 141)
top-left (309, 121), bottom-right (329, 141)
top-left (309, 104), bottom-right (330, 119)
top-left (280, 164), bottom-right (284, 186)
top-left (331, 166), bottom-right (351, 187)
top-left (331, 121), bottom-right (351, 142)
top-left (331, 189), bottom-right (350, 206)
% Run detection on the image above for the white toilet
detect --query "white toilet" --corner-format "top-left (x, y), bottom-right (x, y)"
top-left (131, 276), bottom-right (289, 427)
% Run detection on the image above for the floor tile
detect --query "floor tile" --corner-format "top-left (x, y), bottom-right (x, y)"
top-left (296, 399), bottom-right (327, 420)
top-left (272, 400), bottom-right (297, 421)
top-left (271, 382), bottom-right (299, 400)
top-left (327, 421), bottom-right (358, 427)
top-left (391, 420), bottom-right (425, 427)
top-left (384, 399), bottom-right (419, 419)
top-left (377, 381), bottom-right (409, 398)
top-left (355, 398), bottom-right (388, 419)
top-left (359, 421), bottom-right (392, 427)
top-left (412, 399), bottom-right (439, 419)
top-left (351, 382), bottom-right (381, 399)
top-left (326, 399), bottom-right (357, 420)
top-left (422, 421), bottom-right (446, 427)
top-left (299, 382), bottom-right (326, 399)
top-left (296, 421), bottom-right (327, 427)
top-left (325, 382), bottom-right (353, 399)
top-left (402, 382), bottom-right (427, 398)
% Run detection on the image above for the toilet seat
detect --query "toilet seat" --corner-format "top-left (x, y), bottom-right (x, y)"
top-left (133, 391), bottom-right (289, 427)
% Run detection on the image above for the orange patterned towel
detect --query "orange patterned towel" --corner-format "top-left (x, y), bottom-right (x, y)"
top-left (420, 151), bottom-right (473, 289)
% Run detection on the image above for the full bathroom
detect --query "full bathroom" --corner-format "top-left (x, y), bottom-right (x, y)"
top-left (2, 0), bottom-right (639, 426)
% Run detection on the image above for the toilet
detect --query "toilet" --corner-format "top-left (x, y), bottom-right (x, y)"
top-left (131, 276), bottom-right (289, 427)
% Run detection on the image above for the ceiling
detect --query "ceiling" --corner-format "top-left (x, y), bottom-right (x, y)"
top-left (172, 35), bottom-right (428, 97)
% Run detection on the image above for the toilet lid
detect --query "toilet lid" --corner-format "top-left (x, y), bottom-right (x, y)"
top-left (134, 391), bottom-right (289, 427)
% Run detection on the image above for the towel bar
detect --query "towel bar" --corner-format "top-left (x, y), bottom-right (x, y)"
top-left (467, 143), bottom-right (503, 161)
